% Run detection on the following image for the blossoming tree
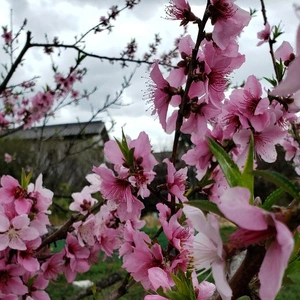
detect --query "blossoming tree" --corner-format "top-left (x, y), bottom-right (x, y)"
top-left (1, 0), bottom-right (300, 300)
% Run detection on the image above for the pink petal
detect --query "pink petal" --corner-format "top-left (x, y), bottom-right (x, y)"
top-left (272, 56), bottom-right (300, 96)
top-left (218, 187), bottom-right (268, 230)
top-left (0, 234), bottom-right (9, 250)
top-left (9, 236), bottom-right (26, 250)
top-left (258, 218), bottom-right (294, 300)
top-left (212, 260), bottom-right (232, 300)
top-left (148, 267), bottom-right (172, 291)
top-left (12, 215), bottom-right (30, 229)
top-left (0, 215), bottom-right (10, 231)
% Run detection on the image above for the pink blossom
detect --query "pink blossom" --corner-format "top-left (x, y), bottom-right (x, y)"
top-left (70, 188), bottom-right (98, 215)
top-left (272, 25), bottom-right (300, 96)
top-left (1, 29), bottom-right (12, 44)
top-left (149, 61), bottom-right (182, 131)
top-left (148, 267), bottom-right (173, 292)
top-left (23, 273), bottom-right (50, 300)
top-left (183, 205), bottom-right (232, 300)
top-left (202, 41), bottom-right (245, 108)
top-left (274, 41), bottom-right (294, 64)
top-left (209, 0), bottom-right (251, 50)
top-left (94, 165), bottom-right (144, 221)
top-left (257, 22), bottom-right (271, 46)
top-left (122, 240), bottom-right (166, 290)
top-left (182, 135), bottom-right (212, 180)
top-left (0, 259), bottom-right (28, 295)
top-left (0, 214), bottom-right (39, 251)
top-left (27, 174), bottom-right (53, 213)
top-left (218, 187), bottom-right (294, 300)
top-left (165, 0), bottom-right (197, 26)
top-left (233, 75), bottom-right (271, 132)
top-left (4, 153), bottom-right (13, 163)
top-left (164, 158), bottom-right (188, 202)
top-left (17, 238), bottom-right (41, 272)
top-left (272, 55), bottom-right (300, 96)
top-left (233, 126), bottom-right (286, 163)
top-left (144, 296), bottom-right (169, 300)
top-left (41, 251), bottom-right (64, 280)
top-left (0, 175), bottom-right (32, 214)
top-left (73, 216), bottom-right (96, 247)
top-left (64, 233), bottom-right (91, 282)
top-left (192, 272), bottom-right (216, 300)
top-left (93, 207), bottom-right (122, 256)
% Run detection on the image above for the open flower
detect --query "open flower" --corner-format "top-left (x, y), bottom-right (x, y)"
top-left (218, 187), bottom-right (294, 300)
top-left (183, 205), bottom-right (232, 300)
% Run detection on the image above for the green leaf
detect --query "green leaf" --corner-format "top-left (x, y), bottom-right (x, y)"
top-left (241, 134), bottom-right (254, 203)
top-left (252, 170), bottom-right (300, 201)
top-left (237, 297), bottom-right (251, 300)
top-left (185, 200), bottom-right (224, 217)
top-left (91, 283), bottom-right (97, 297)
top-left (262, 188), bottom-right (285, 210)
top-left (21, 167), bottom-right (33, 189)
top-left (164, 290), bottom-right (190, 300)
top-left (114, 129), bottom-right (135, 168)
top-left (263, 76), bottom-right (277, 87)
top-left (208, 138), bottom-right (242, 187)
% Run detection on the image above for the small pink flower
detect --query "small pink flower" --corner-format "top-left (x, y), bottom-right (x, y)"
top-left (70, 188), bottom-right (98, 215)
top-left (257, 22), bottom-right (271, 46)
top-left (164, 158), bottom-right (188, 202)
top-left (149, 61), bottom-right (182, 131)
top-left (0, 175), bottom-right (32, 215)
top-left (4, 153), bottom-right (13, 163)
top-left (209, 0), bottom-right (251, 50)
top-left (165, 0), bottom-right (197, 26)
top-left (0, 214), bottom-right (39, 251)
top-left (0, 259), bottom-right (28, 295)
top-left (183, 205), bottom-right (232, 300)
top-left (64, 233), bottom-right (91, 282)
top-left (41, 251), bottom-right (64, 280)
top-left (1, 29), bottom-right (12, 44)
top-left (218, 187), bottom-right (294, 300)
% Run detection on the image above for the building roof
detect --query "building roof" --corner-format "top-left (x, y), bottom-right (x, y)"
top-left (2, 121), bottom-right (109, 142)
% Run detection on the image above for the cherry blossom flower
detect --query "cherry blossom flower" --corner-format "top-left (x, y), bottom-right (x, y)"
top-left (165, 0), bottom-right (197, 26)
top-left (191, 272), bottom-right (216, 300)
top-left (272, 23), bottom-right (300, 96)
top-left (218, 187), bottom-right (294, 300)
top-left (231, 75), bottom-right (271, 132)
top-left (0, 259), bottom-right (28, 295)
top-left (274, 41), bottom-right (294, 65)
top-left (164, 158), bottom-right (188, 202)
top-left (183, 205), bottom-right (232, 300)
top-left (0, 214), bottom-right (39, 251)
top-left (1, 29), bottom-right (12, 44)
top-left (257, 22), bottom-right (271, 46)
top-left (0, 175), bottom-right (32, 215)
top-left (233, 126), bottom-right (286, 163)
top-left (148, 61), bottom-right (183, 131)
top-left (148, 267), bottom-right (173, 292)
top-left (182, 135), bottom-right (212, 180)
top-left (64, 233), bottom-right (91, 282)
top-left (123, 241), bottom-right (166, 290)
top-left (209, 0), bottom-right (251, 50)
top-left (4, 153), bottom-right (13, 163)
top-left (69, 188), bottom-right (98, 215)
top-left (94, 165), bottom-right (144, 221)
top-left (23, 273), bottom-right (50, 300)
top-left (41, 251), bottom-right (64, 280)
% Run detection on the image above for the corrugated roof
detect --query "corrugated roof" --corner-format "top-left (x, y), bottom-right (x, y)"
top-left (3, 121), bottom-right (108, 141)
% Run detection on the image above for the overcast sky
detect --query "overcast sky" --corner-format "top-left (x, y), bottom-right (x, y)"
top-left (0, 0), bottom-right (298, 151)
